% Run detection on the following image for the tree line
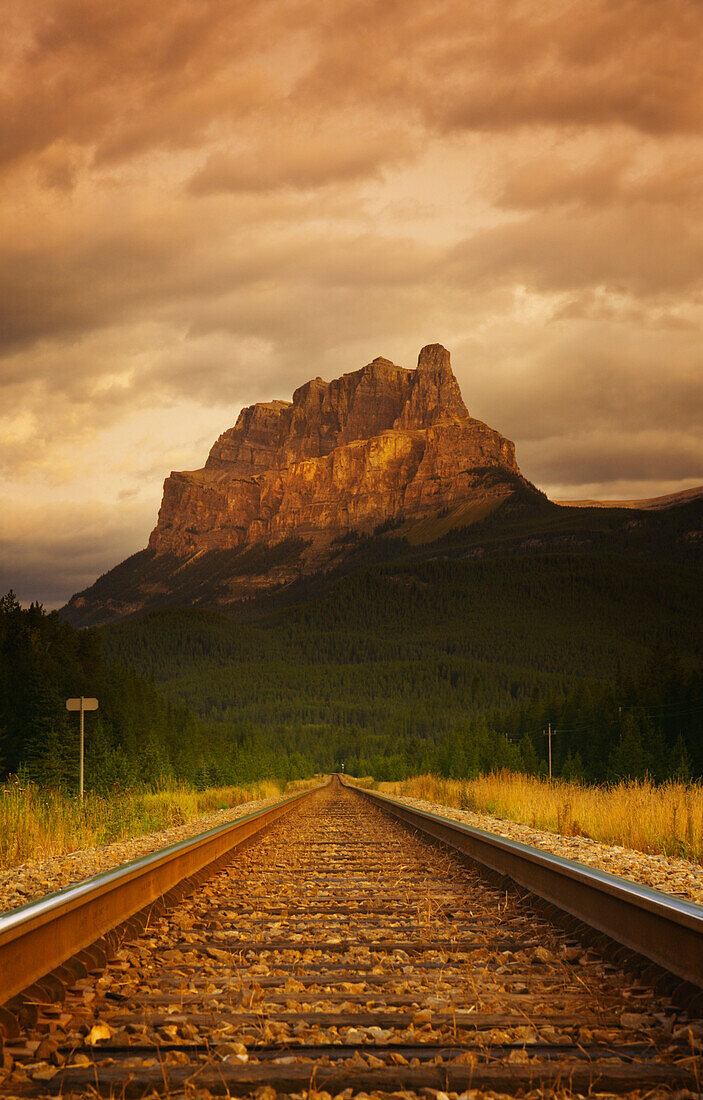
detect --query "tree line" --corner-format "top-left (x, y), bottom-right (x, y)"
top-left (3, 541), bottom-right (702, 790)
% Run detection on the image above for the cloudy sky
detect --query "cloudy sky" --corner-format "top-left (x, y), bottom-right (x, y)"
top-left (2, 0), bottom-right (703, 606)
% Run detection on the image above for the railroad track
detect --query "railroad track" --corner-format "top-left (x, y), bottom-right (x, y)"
top-left (0, 777), bottom-right (701, 1097)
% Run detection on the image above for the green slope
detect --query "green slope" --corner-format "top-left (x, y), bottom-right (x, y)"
top-left (98, 548), bottom-right (703, 781)
top-left (0, 592), bottom-right (205, 790)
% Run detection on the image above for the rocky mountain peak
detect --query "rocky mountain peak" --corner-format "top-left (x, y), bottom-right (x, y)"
top-left (417, 342), bottom-right (451, 371)
top-left (394, 344), bottom-right (469, 430)
top-left (64, 344), bottom-right (530, 622)
top-left (147, 344), bottom-right (520, 560)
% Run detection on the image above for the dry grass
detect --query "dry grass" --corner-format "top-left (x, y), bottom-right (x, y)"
top-left (0, 776), bottom-right (289, 870)
top-left (284, 775), bottom-right (327, 792)
top-left (377, 771), bottom-right (703, 864)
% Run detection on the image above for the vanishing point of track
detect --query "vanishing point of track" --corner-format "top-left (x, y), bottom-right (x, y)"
top-left (1, 779), bottom-right (702, 1097)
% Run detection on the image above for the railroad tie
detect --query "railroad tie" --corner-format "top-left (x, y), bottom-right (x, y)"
top-left (1, 784), bottom-right (701, 1097)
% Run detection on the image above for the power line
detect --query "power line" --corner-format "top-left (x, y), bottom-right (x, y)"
top-left (518, 700), bottom-right (703, 738)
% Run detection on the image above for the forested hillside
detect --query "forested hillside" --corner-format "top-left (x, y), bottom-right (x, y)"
top-left (0, 591), bottom-right (297, 790)
top-left (99, 551), bottom-right (703, 782)
top-left (5, 529), bottom-right (702, 788)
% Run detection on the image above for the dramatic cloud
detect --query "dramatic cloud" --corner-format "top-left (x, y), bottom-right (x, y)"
top-left (188, 123), bottom-right (416, 194)
top-left (1, 0), bottom-right (702, 606)
top-left (301, 0), bottom-right (703, 134)
top-left (447, 207), bottom-right (703, 296)
top-left (0, 500), bottom-right (156, 608)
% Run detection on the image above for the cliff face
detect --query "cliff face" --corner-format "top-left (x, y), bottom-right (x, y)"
top-left (149, 344), bottom-right (519, 556)
top-left (63, 343), bottom-right (533, 625)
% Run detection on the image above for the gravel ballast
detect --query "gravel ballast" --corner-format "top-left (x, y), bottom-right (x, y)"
top-left (0, 793), bottom-right (288, 915)
top-left (376, 792), bottom-right (703, 907)
top-left (3, 785), bottom-right (702, 917)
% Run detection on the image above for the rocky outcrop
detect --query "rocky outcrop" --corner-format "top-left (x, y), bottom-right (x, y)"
top-left (63, 344), bottom-right (533, 625)
top-left (149, 344), bottom-right (520, 556)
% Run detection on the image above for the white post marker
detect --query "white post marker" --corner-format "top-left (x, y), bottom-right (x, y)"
top-left (66, 697), bottom-right (99, 800)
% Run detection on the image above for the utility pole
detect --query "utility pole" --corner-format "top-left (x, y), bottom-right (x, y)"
top-left (542, 723), bottom-right (555, 780)
top-left (66, 697), bottom-right (99, 800)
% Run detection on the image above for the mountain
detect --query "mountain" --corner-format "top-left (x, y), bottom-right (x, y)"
top-left (91, 488), bottom-right (703, 781)
top-left (65, 344), bottom-right (540, 626)
top-left (152, 343), bottom-right (521, 556)
top-left (554, 485), bottom-right (703, 510)
top-left (57, 326), bottom-right (702, 781)
top-left (96, 549), bottom-right (703, 782)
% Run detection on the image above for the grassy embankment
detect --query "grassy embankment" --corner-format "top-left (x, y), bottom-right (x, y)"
top-left (375, 772), bottom-right (703, 864)
top-left (0, 776), bottom-right (318, 870)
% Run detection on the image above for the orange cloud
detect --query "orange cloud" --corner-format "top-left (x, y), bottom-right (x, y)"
top-left (1, 0), bottom-right (702, 605)
top-left (302, 0), bottom-right (703, 134)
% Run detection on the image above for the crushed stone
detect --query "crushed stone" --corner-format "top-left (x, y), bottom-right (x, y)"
top-left (0, 794), bottom-right (287, 915)
top-left (381, 793), bottom-right (703, 907)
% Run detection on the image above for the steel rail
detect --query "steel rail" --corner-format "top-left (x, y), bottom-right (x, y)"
top-left (0, 780), bottom-right (328, 1012)
top-left (344, 780), bottom-right (703, 992)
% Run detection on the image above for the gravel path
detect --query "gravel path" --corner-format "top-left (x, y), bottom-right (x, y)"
top-left (0, 794), bottom-right (287, 916)
top-left (380, 792), bottom-right (703, 907)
